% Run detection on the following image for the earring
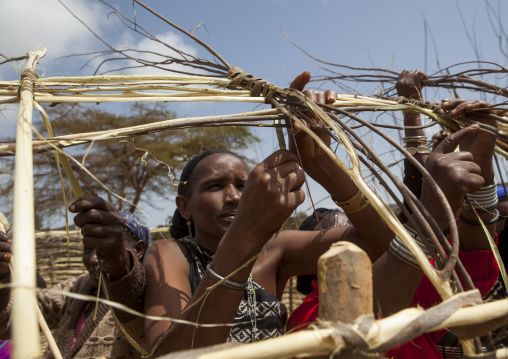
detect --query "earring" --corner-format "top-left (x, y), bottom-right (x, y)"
top-left (186, 218), bottom-right (193, 239)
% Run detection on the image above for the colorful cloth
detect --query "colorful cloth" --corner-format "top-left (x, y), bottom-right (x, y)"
top-left (175, 236), bottom-right (288, 343)
top-left (120, 212), bottom-right (151, 246)
top-left (286, 247), bottom-right (499, 358)
top-left (0, 251), bottom-right (145, 359)
top-left (0, 340), bottom-right (11, 359)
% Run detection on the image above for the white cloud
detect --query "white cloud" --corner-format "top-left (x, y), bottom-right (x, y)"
top-left (0, 0), bottom-right (104, 58)
top-left (99, 30), bottom-right (202, 76)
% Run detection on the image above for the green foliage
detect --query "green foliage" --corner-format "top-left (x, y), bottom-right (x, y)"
top-left (10, 102), bottom-right (258, 229)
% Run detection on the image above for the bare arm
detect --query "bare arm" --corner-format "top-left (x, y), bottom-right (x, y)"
top-left (145, 150), bottom-right (305, 355)
top-left (373, 123), bottom-right (488, 315)
top-left (286, 72), bottom-right (394, 262)
top-left (441, 99), bottom-right (499, 251)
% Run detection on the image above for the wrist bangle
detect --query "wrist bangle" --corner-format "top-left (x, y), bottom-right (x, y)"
top-left (406, 145), bottom-right (431, 155)
top-left (332, 190), bottom-right (369, 214)
top-left (403, 136), bottom-right (427, 144)
top-left (206, 264), bottom-right (248, 290)
top-left (388, 224), bottom-right (434, 270)
top-left (464, 182), bottom-right (498, 210)
top-left (462, 205), bottom-right (497, 214)
top-left (459, 209), bottom-right (500, 226)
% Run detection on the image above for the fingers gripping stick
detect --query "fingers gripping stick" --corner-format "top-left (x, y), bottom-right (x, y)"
top-left (0, 213), bottom-right (10, 233)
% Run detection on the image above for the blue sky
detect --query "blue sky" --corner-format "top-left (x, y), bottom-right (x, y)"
top-left (1, 0), bottom-right (506, 227)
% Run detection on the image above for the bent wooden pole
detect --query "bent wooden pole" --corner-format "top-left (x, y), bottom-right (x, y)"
top-left (12, 48), bottom-right (46, 359)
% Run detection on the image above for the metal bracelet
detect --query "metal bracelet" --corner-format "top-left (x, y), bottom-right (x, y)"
top-left (405, 145), bottom-right (431, 155)
top-left (206, 264), bottom-right (248, 290)
top-left (403, 136), bottom-right (427, 143)
top-left (459, 208), bottom-right (500, 226)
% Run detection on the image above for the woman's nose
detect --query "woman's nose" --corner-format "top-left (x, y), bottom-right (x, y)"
top-left (90, 251), bottom-right (98, 266)
top-left (225, 184), bottom-right (241, 203)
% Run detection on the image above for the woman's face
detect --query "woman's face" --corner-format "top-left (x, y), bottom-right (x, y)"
top-left (183, 153), bottom-right (250, 243)
top-left (82, 247), bottom-right (99, 288)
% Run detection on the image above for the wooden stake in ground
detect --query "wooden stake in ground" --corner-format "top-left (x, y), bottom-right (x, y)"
top-left (11, 48), bottom-right (46, 359)
top-left (318, 241), bottom-right (372, 358)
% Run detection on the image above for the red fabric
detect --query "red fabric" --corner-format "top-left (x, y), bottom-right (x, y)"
top-left (70, 311), bottom-right (87, 351)
top-left (287, 243), bottom-right (499, 359)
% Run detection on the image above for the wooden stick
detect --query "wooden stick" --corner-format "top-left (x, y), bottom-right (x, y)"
top-left (318, 242), bottom-right (373, 323)
top-left (0, 213), bottom-right (62, 359)
top-left (318, 242), bottom-right (372, 358)
top-left (11, 48), bottom-right (46, 359)
top-left (161, 297), bottom-right (508, 359)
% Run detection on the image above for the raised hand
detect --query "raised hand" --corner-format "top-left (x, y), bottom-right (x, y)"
top-left (0, 232), bottom-right (12, 278)
top-left (286, 71), bottom-right (337, 172)
top-left (233, 150), bottom-right (305, 239)
top-left (69, 196), bottom-right (131, 280)
top-left (396, 69), bottom-right (427, 100)
top-left (421, 125), bottom-right (484, 224)
top-left (441, 99), bottom-right (498, 183)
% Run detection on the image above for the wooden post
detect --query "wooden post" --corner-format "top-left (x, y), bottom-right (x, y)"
top-left (318, 241), bottom-right (372, 358)
top-left (318, 241), bottom-right (373, 322)
top-left (12, 48), bottom-right (46, 359)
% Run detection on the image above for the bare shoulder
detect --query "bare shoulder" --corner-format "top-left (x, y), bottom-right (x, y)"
top-left (144, 239), bottom-right (189, 282)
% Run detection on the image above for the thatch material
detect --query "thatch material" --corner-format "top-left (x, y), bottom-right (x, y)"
top-left (2, 6), bottom-right (507, 354)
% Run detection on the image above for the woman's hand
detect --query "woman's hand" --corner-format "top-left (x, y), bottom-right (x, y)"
top-left (440, 99), bottom-right (498, 182)
top-left (421, 125), bottom-right (485, 225)
top-left (396, 69), bottom-right (427, 100)
top-left (286, 72), bottom-right (337, 170)
top-left (0, 232), bottom-right (12, 278)
top-left (69, 196), bottom-right (131, 280)
top-left (233, 150), bottom-right (305, 240)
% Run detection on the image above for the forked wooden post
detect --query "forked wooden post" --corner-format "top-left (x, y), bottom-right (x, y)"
top-left (318, 241), bottom-right (373, 323)
top-left (12, 48), bottom-right (46, 359)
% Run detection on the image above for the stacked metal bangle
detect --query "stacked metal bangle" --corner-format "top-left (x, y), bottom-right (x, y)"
top-left (463, 182), bottom-right (498, 211)
top-left (402, 135), bottom-right (427, 143)
top-left (206, 264), bottom-right (248, 290)
top-left (388, 224), bottom-right (434, 270)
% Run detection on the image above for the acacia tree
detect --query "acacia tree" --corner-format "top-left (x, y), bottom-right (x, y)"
top-left (1, 102), bottom-right (258, 229)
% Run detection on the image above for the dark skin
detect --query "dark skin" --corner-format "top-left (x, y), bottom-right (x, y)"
top-left (375, 97), bottom-right (499, 314)
top-left (142, 72), bottom-right (478, 355)
top-left (396, 70), bottom-right (498, 249)
top-left (0, 233), bottom-right (11, 279)
top-left (396, 69), bottom-right (429, 166)
top-left (69, 197), bottom-right (147, 282)
top-left (440, 99), bottom-right (499, 251)
top-left (0, 205), bottom-right (146, 288)
top-left (66, 73), bottom-right (498, 354)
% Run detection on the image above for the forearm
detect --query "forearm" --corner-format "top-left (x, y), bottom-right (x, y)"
top-left (307, 161), bottom-right (394, 259)
top-left (372, 251), bottom-right (423, 316)
top-left (151, 231), bottom-right (268, 354)
top-left (459, 135), bottom-right (496, 251)
top-left (103, 250), bottom-right (147, 350)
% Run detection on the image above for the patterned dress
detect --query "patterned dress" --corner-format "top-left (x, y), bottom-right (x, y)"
top-left (174, 236), bottom-right (287, 343)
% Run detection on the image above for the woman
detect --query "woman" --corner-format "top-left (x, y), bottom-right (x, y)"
top-left (69, 71), bottom-right (490, 357)
top-left (141, 72), bottom-right (490, 356)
